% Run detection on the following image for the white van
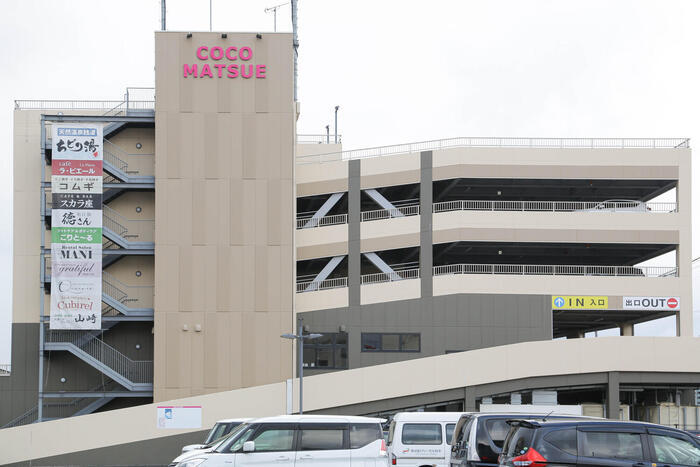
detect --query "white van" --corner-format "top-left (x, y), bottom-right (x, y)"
top-left (387, 412), bottom-right (466, 467)
top-left (170, 414), bottom-right (387, 466)
top-left (181, 418), bottom-right (252, 453)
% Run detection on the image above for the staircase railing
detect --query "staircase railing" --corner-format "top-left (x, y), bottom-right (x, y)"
top-left (102, 272), bottom-right (154, 309)
top-left (102, 205), bottom-right (154, 243)
top-left (103, 140), bottom-right (129, 174)
top-left (103, 139), bottom-right (154, 177)
top-left (45, 330), bottom-right (153, 384)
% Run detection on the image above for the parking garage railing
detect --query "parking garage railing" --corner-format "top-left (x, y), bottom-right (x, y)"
top-left (297, 137), bottom-right (691, 163)
top-left (433, 264), bottom-right (678, 277)
top-left (296, 213), bottom-right (348, 229)
top-left (297, 134), bottom-right (342, 144)
top-left (296, 277), bottom-right (348, 293)
top-left (361, 268), bottom-right (420, 285)
top-left (433, 200), bottom-right (678, 213)
top-left (361, 205), bottom-right (420, 222)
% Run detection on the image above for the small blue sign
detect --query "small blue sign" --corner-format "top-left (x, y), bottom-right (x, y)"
top-left (165, 408), bottom-right (173, 419)
top-left (554, 297), bottom-right (565, 308)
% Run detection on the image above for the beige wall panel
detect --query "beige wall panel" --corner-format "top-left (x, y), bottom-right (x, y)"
top-left (107, 191), bottom-right (155, 219)
top-left (295, 288), bottom-right (349, 313)
top-left (361, 279), bottom-right (421, 306)
top-left (104, 256), bottom-right (154, 286)
top-left (296, 160), bottom-right (348, 188)
top-left (296, 179), bottom-right (349, 198)
top-left (433, 274), bottom-right (683, 298)
top-left (361, 233), bottom-right (420, 253)
top-left (296, 143), bottom-right (342, 157)
top-left (361, 216), bottom-right (420, 241)
top-left (432, 228), bottom-right (678, 246)
top-left (360, 171), bottom-right (420, 190)
top-left (14, 192), bottom-right (40, 256)
top-left (296, 242), bottom-right (348, 261)
top-left (266, 246), bottom-right (282, 313)
top-left (154, 245), bottom-right (179, 312)
top-left (12, 256), bottom-right (38, 323)
top-left (109, 127), bottom-right (155, 154)
top-left (296, 224), bottom-right (348, 249)
top-left (434, 164), bottom-right (680, 181)
top-left (188, 311), bottom-right (206, 395)
top-left (433, 211), bottom-right (682, 233)
top-left (361, 153), bottom-right (419, 176)
top-left (255, 246), bottom-right (269, 312)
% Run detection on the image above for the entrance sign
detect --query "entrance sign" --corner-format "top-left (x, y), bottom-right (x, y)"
top-left (157, 406), bottom-right (202, 429)
top-left (50, 124), bottom-right (103, 330)
top-left (623, 296), bottom-right (680, 311)
top-left (552, 296), bottom-right (608, 310)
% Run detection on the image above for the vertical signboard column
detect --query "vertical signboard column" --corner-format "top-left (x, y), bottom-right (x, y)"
top-left (50, 124), bottom-right (103, 330)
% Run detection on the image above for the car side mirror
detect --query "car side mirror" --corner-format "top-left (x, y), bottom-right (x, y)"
top-left (242, 441), bottom-right (255, 452)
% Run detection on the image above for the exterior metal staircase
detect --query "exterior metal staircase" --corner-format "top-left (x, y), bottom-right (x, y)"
top-left (44, 329), bottom-right (153, 392)
top-left (102, 140), bottom-right (154, 184)
top-left (101, 272), bottom-right (153, 317)
top-left (102, 205), bottom-right (154, 250)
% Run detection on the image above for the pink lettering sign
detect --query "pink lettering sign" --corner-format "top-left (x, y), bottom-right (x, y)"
top-left (183, 45), bottom-right (266, 79)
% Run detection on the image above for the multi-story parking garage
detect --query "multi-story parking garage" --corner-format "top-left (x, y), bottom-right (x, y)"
top-left (1, 30), bottom-right (698, 465)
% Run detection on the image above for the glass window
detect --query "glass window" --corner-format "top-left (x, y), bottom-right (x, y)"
top-left (544, 429), bottom-right (577, 456)
top-left (251, 427), bottom-right (295, 452)
top-left (350, 423), bottom-right (382, 449)
top-left (300, 428), bottom-right (345, 451)
top-left (485, 419), bottom-right (511, 448)
top-left (651, 434), bottom-right (700, 466)
top-left (224, 424), bottom-right (257, 453)
top-left (382, 334), bottom-right (400, 351)
top-left (402, 423), bottom-right (442, 445)
top-left (303, 332), bottom-right (348, 369)
top-left (361, 333), bottom-right (421, 352)
top-left (580, 431), bottom-right (643, 460)
top-left (504, 426), bottom-right (535, 457)
top-left (205, 422), bottom-right (232, 444)
top-left (445, 423), bottom-right (456, 445)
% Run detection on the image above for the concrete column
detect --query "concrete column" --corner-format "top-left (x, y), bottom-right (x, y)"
top-left (607, 371), bottom-right (620, 419)
top-left (420, 151), bottom-right (433, 298)
top-left (348, 160), bottom-right (361, 307)
top-left (676, 149), bottom-right (693, 336)
top-left (464, 386), bottom-right (477, 411)
top-left (620, 323), bottom-right (634, 336)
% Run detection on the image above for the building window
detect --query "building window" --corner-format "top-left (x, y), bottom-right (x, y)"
top-left (361, 333), bottom-right (420, 352)
top-left (303, 332), bottom-right (348, 369)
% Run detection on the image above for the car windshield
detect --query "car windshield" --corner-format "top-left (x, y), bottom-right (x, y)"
top-left (214, 423), bottom-right (253, 453)
top-left (205, 422), bottom-right (232, 444)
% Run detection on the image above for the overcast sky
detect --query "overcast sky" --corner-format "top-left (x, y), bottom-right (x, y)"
top-left (1, 0), bottom-right (699, 363)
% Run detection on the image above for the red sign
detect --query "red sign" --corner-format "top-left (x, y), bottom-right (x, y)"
top-left (52, 159), bottom-right (103, 176)
top-left (667, 298), bottom-right (679, 309)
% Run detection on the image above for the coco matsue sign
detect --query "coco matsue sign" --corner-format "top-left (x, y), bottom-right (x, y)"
top-left (183, 45), bottom-right (267, 79)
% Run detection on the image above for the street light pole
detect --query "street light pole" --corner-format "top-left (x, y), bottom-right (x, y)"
top-left (281, 316), bottom-right (322, 414)
top-left (334, 105), bottom-right (340, 144)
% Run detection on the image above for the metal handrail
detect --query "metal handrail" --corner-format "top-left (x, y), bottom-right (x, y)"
top-left (102, 272), bottom-right (153, 308)
top-left (14, 100), bottom-right (155, 110)
top-left (103, 141), bottom-right (129, 173)
top-left (297, 134), bottom-right (342, 144)
top-left (433, 200), bottom-right (678, 213)
top-left (361, 268), bottom-right (420, 285)
top-left (432, 264), bottom-right (678, 278)
top-left (296, 213), bottom-right (348, 229)
top-left (296, 277), bottom-right (348, 293)
top-left (102, 205), bottom-right (154, 242)
top-left (45, 330), bottom-right (153, 384)
top-left (297, 136), bottom-right (691, 164)
top-left (361, 204), bottom-right (420, 222)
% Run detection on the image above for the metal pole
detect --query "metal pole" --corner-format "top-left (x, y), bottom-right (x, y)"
top-left (38, 116), bottom-right (46, 422)
top-left (210, 0), bottom-right (212, 31)
top-left (325, 125), bottom-right (330, 144)
top-left (334, 106), bottom-right (339, 144)
top-left (291, 0), bottom-right (299, 101)
top-left (274, 9), bottom-right (277, 32)
top-left (297, 315), bottom-right (303, 414)
top-left (161, 0), bottom-right (166, 30)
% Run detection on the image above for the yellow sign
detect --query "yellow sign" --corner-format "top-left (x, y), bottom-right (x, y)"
top-left (552, 296), bottom-right (608, 310)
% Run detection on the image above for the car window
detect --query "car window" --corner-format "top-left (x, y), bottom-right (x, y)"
top-left (454, 416), bottom-right (474, 446)
top-left (580, 431), bottom-right (643, 460)
top-left (205, 422), bottom-right (232, 444)
top-left (251, 426), bottom-right (295, 452)
top-left (299, 427), bottom-right (345, 451)
top-left (350, 423), bottom-right (382, 449)
top-left (445, 423), bottom-right (456, 445)
top-left (485, 419), bottom-right (510, 448)
top-left (224, 424), bottom-right (257, 453)
top-left (544, 428), bottom-right (577, 456)
top-left (651, 434), bottom-right (700, 466)
top-left (402, 423), bottom-right (442, 445)
top-left (504, 426), bottom-right (535, 458)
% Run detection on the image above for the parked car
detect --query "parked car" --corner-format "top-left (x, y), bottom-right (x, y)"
top-left (580, 199), bottom-right (650, 212)
top-left (182, 418), bottom-right (252, 453)
top-left (498, 418), bottom-right (700, 467)
top-left (450, 413), bottom-right (588, 466)
top-left (387, 411), bottom-right (466, 466)
top-left (171, 424), bottom-right (249, 466)
top-left (170, 414), bottom-right (387, 466)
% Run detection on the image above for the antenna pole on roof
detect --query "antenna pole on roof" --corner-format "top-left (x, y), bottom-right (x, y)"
top-left (161, 0), bottom-right (166, 30)
top-left (291, 0), bottom-right (299, 101)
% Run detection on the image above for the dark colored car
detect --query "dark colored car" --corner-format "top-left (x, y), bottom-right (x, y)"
top-left (499, 419), bottom-right (700, 467)
top-left (450, 413), bottom-right (588, 466)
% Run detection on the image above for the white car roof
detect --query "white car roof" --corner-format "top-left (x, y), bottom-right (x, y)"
top-left (247, 414), bottom-right (385, 424)
top-left (392, 412), bottom-right (467, 422)
top-left (214, 418), bottom-right (253, 423)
